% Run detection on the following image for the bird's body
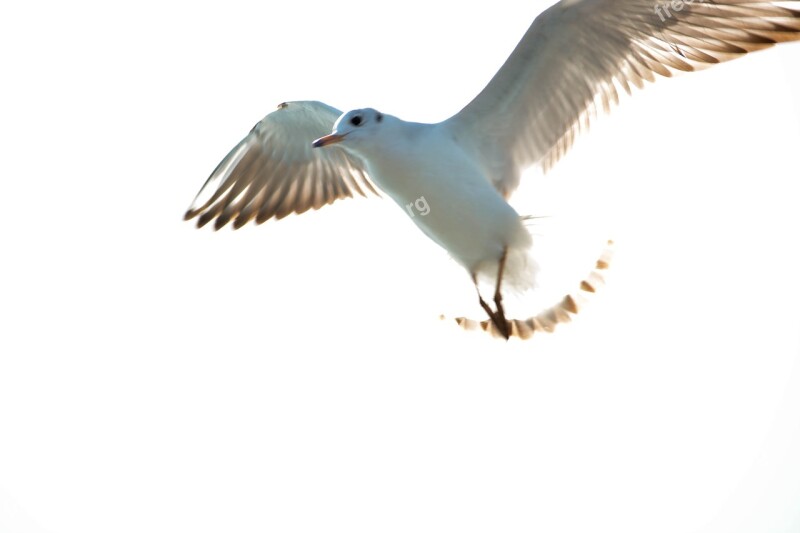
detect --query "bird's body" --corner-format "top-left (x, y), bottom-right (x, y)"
top-left (341, 115), bottom-right (534, 291)
top-left (185, 0), bottom-right (800, 339)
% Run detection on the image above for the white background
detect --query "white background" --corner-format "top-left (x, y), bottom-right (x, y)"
top-left (1, 1), bottom-right (799, 532)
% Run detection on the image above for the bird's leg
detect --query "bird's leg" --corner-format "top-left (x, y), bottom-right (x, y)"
top-left (493, 248), bottom-right (511, 340)
top-left (470, 251), bottom-right (511, 340)
top-left (472, 273), bottom-right (497, 324)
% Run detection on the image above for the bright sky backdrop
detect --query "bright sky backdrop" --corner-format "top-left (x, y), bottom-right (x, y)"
top-left (1, 1), bottom-right (800, 532)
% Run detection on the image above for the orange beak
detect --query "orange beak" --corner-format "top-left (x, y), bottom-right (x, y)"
top-left (312, 133), bottom-right (347, 148)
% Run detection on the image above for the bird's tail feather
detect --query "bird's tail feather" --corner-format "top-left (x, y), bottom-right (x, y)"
top-left (448, 240), bottom-right (614, 340)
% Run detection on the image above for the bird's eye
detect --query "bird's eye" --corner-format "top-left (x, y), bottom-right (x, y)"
top-left (376, 113), bottom-right (383, 123)
top-left (350, 115), bottom-right (363, 127)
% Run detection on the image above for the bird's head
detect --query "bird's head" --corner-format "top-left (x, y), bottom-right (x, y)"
top-left (312, 108), bottom-right (387, 151)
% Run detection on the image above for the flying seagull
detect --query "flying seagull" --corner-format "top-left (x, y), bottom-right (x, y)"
top-left (185, 0), bottom-right (800, 339)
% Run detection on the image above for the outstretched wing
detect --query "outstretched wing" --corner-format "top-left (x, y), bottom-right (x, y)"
top-left (444, 0), bottom-right (800, 197)
top-left (185, 100), bottom-right (378, 230)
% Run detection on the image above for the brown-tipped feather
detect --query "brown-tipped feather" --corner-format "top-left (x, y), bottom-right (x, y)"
top-left (184, 101), bottom-right (378, 230)
top-left (449, 0), bottom-right (800, 192)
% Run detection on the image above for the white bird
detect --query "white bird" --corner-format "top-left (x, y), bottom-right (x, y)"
top-left (186, 0), bottom-right (800, 339)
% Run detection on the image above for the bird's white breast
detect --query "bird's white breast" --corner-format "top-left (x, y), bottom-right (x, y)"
top-left (357, 123), bottom-right (530, 276)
